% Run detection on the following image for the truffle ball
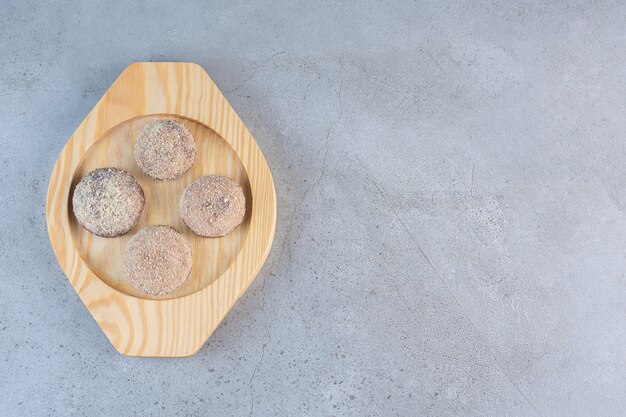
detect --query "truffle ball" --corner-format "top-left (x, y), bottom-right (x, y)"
top-left (124, 225), bottom-right (193, 296)
top-left (180, 175), bottom-right (246, 237)
top-left (72, 167), bottom-right (144, 237)
top-left (134, 119), bottom-right (197, 180)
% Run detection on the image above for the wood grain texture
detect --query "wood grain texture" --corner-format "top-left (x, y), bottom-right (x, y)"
top-left (46, 62), bottom-right (277, 357)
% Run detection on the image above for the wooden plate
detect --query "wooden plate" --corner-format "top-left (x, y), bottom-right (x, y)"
top-left (46, 62), bottom-right (277, 357)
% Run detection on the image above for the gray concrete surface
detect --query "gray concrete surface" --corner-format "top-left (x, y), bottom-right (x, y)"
top-left (1, 0), bottom-right (625, 416)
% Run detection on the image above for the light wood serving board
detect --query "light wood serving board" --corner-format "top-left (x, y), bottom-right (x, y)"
top-left (46, 62), bottom-right (277, 357)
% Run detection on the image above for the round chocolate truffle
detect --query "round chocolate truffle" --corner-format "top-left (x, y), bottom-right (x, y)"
top-left (72, 167), bottom-right (144, 237)
top-left (124, 225), bottom-right (193, 296)
top-left (134, 119), bottom-right (198, 180)
top-left (180, 175), bottom-right (246, 237)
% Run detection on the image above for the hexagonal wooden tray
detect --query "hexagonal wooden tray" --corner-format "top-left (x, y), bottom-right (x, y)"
top-left (46, 62), bottom-right (276, 357)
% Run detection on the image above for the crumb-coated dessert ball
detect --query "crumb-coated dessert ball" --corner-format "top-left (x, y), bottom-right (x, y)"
top-left (72, 167), bottom-right (144, 237)
top-left (180, 175), bottom-right (246, 237)
top-left (124, 225), bottom-right (192, 296)
top-left (134, 119), bottom-right (198, 180)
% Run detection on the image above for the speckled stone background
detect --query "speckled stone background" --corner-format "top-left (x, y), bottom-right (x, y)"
top-left (1, 1), bottom-right (625, 416)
